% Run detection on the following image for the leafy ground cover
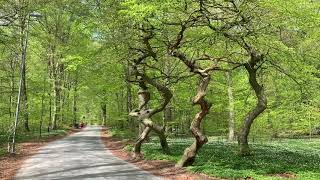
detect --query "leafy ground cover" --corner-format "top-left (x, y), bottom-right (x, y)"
top-left (141, 138), bottom-right (320, 180)
top-left (111, 129), bottom-right (320, 180)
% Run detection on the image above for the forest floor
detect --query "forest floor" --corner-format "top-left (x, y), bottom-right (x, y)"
top-left (101, 128), bottom-right (218, 180)
top-left (0, 128), bottom-right (80, 180)
top-left (109, 128), bottom-right (320, 180)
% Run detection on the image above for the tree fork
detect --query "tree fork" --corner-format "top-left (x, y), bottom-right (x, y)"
top-left (130, 78), bottom-right (171, 158)
top-left (133, 126), bottom-right (151, 159)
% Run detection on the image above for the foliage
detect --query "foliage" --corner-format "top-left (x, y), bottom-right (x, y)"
top-left (0, 0), bottom-right (319, 178)
top-left (143, 137), bottom-right (320, 180)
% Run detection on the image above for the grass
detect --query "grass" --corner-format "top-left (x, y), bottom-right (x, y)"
top-left (138, 138), bottom-right (320, 180)
top-left (109, 127), bottom-right (138, 140)
top-left (107, 128), bottom-right (320, 179)
top-left (0, 146), bottom-right (6, 156)
top-left (0, 127), bottom-right (71, 157)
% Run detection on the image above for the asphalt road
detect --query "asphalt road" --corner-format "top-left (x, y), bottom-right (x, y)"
top-left (15, 126), bottom-right (162, 180)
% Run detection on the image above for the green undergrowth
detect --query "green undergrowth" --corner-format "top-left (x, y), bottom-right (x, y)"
top-left (0, 127), bottom-right (71, 157)
top-left (108, 128), bottom-right (320, 179)
top-left (140, 138), bottom-right (320, 180)
top-left (109, 127), bottom-right (137, 140)
top-left (0, 146), bottom-right (5, 156)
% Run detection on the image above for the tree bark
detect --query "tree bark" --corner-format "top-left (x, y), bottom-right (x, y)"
top-left (176, 75), bottom-right (212, 167)
top-left (52, 75), bottom-right (60, 130)
top-left (238, 52), bottom-right (267, 156)
top-left (163, 61), bottom-right (173, 128)
top-left (126, 61), bottom-right (133, 126)
top-left (143, 118), bottom-right (170, 153)
top-left (101, 102), bottom-right (107, 126)
top-left (171, 49), bottom-right (215, 167)
top-left (129, 30), bottom-right (172, 159)
top-left (163, 103), bottom-right (172, 127)
top-left (137, 87), bottom-right (148, 136)
top-left (22, 68), bottom-right (29, 131)
top-left (9, 11), bottom-right (29, 153)
top-left (20, 15), bottom-right (29, 132)
top-left (9, 57), bottom-right (16, 119)
top-left (131, 79), bottom-right (171, 158)
top-left (133, 126), bottom-right (151, 158)
top-left (226, 71), bottom-right (235, 141)
top-left (132, 87), bottom-right (150, 158)
top-left (72, 80), bottom-right (78, 127)
top-left (39, 77), bottom-right (46, 137)
top-left (49, 46), bottom-right (61, 130)
top-left (48, 90), bottom-right (52, 132)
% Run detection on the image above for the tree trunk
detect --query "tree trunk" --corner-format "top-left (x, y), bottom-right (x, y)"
top-left (9, 57), bottom-right (16, 119)
top-left (133, 126), bottom-right (151, 158)
top-left (176, 75), bottom-right (212, 167)
top-left (73, 82), bottom-right (78, 127)
top-left (20, 15), bottom-right (29, 132)
top-left (128, 34), bottom-right (172, 159)
top-left (48, 90), bottom-right (52, 132)
top-left (131, 83), bottom-right (170, 158)
top-left (52, 77), bottom-right (60, 130)
top-left (49, 47), bottom-right (60, 130)
top-left (133, 118), bottom-right (170, 158)
top-left (163, 61), bottom-right (172, 128)
top-left (60, 67), bottom-right (66, 123)
top-left (9, 13), bottom-right (29, 153)
top-left (138, 88), bottom-right (148, 137)
top-left (226, 71), bottom-right (235, 141)
top-left (22, 69), bottom-right (30, 131)
top-left (39, 80), bottom-right (46, 138)
top-left (47, 57), bottom-right (53, 132)
top-left (101, 103), bottom-right (107, 126)
top-left (163, 103), bottom-right (172, 128)
top-left (143, 118), bottom-right (170, 153)
top-left (238, 59), bottom-right (267, 156)
top-left (126, 61), bottom-right (133, 126)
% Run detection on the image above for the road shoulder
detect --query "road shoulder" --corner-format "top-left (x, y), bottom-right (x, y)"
top-left (0, 129), bottom-right (80, 180)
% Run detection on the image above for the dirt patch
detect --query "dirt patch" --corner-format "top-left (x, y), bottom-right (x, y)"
top-left (268, 173), bottom-right (296, 179)
top-left (0, 128), bottom-right (81, 180)
top-left (100, 128), bottom-right (224, 180)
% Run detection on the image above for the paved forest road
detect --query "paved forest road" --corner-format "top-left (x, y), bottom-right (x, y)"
top-left (15, 126), bottom-right (162, 180)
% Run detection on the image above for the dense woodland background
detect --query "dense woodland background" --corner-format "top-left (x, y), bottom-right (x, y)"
top-left (0, 0), bottom-right (319, 179)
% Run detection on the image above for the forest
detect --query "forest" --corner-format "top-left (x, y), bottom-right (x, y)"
top-left (0, 0), bottom-right (319, 180)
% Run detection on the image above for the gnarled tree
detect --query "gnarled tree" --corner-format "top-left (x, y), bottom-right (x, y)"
top-left (128, 26), bottom-right (172, 159)
top-left (237, 43), bottom-right (267, 155)
top-left (168, 23), bottom-right (219, 167)
top-left (198, 0), bottom-right (268, 155)
top-left (129, 70), bottom-right (172, 158)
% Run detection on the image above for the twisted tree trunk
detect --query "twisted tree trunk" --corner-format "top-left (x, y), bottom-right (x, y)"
top-left (171, 49), bottom-right (216, 167)
top-left (238, 52), bottom-right (267, 156)
top-left (133, 126), bottom-right (151, 158)
top-left (131, 80), bottom-right (171, 159)
top-left (176, 75), bottom-right (212, 167)
top-left (132, 87), bottom-right (151, 158)
top-left (142, 118), bottom-right (170, 154)
top-left (129, 29), bottom-right (172, 159)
